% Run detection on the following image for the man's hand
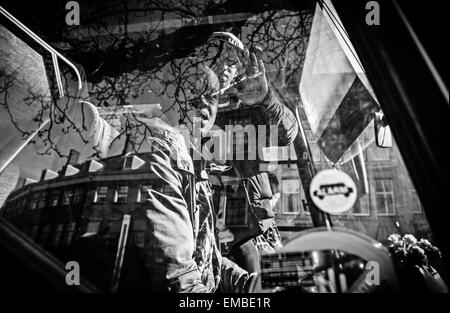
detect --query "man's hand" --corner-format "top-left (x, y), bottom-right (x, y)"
top-left (226, 52), bottom-right (268, 106)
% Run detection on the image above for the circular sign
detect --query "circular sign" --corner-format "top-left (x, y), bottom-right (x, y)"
top-left (309, 169), bottom-right (357, 215)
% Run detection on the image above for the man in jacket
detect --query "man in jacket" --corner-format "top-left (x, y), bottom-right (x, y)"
top-left (138, 32), bottom-right (298, 292)
top-left (205, 32), bottom-right (298, 271)
top-left (138, 63), bottom-right (256, 292)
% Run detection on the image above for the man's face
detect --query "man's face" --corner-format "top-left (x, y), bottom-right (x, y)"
top-left (186, 66), bottom-right (220, 137)
top-left (205, 40), bottom-right (244, 90)
top-left (196, 91), bottom-right (219, 137)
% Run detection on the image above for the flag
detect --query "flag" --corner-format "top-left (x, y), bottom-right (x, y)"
top-left (299, 1), bottom-right (379, 165)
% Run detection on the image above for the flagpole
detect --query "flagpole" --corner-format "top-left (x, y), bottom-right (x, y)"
top-left (292, 106), bottom-right (332, 230)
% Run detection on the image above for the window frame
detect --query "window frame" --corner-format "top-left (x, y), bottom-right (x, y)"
top-left (62, 222), bottom-right (76, 246)
top-left (374, 178), bottom-right (396, 216)
top-left (114, 185), bottom-right (129, 203)
top-left (30, 193), bottom-right (39, 210)
top-left (37, 191), bottom-right (47, 209)
top-left (93, 186), bottom-right (108, 204)
top-left (51, 223), bottom-right (64, 247)
top-left (138, 184), bottom-right (153, 203)
top-left (281, 177), bottom-right (301, 215)
top-left (123, 156), bottom-right (133, 169)
top-left (49, 190), bottom-right (61, 207)
top-left (62, 189), bottom-right (74, 206)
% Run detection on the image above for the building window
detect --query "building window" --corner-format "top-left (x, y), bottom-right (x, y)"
top-left (30, 193), bottom-right (39, 210)
top-left (114, 186), bottom-right (129, 203)
top-left (63, 222), bottom-right (76, 246)
top-left (133, 220), bottom-right (146, 248)
top-left (94, 186), bottom-right (108, 203)
top-left (282, 179), bottom-right (301, 214)
top-left (83, 218), bottom-right (101, 237)
top-left (63, 190), bottom-right (74, 205)
top-left (133, 231), bottom-right (145, 248)
top-left (38, 192), bottom-right (47, 209)
top-left (352, 194), bottom-right (371, 216)
top-left (50, 190), bottom-right (60, 207)
top-left (73, 189), bottom-right (84, 204)
top-left (123, 156), bottom-right (133, 169)
top-left (225, 183), bottom-right (248, 227)
top-left (136, 188), bottom-right (141, 203)
top-left (137, 185), bottom-right (152, 203)
top-left (411, 189), bottom-right (423, 214)
top-left (52, 224), bottom-right (64, 246)
top-left (375, 179), bottom-right (396, 215)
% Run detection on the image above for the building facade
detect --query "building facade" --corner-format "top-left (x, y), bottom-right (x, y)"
top-left (1, 153), bottom-right (161, 290)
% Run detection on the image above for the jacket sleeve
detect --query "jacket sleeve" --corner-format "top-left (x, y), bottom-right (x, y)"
top-left (220, 257), bottom-right (259, 293)
top-left (260, 87), bottom-right (299, 146)
top-left (142, 141), bottom-right (212, 293)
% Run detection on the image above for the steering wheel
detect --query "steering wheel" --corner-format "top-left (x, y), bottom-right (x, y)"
top-left (256, 227), bottom-right (400, 293)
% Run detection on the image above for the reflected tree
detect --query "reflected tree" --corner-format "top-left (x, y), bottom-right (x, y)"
top-left (1, 0), bottom-right (315, 157)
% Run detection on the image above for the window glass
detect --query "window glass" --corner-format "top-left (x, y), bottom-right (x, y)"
top-left (282, 179), bottom-right (300, 214)
top-left (83, 218), bottom-right (101, 236)
top-left (50, 190), bottom-right (60, 207)
top-left (0, 0), bottom-right (438, 292)
top-left (94, 186), bottom-right (108, 203)
top-left (30, 193), bottom-right (39, 210)
top-left (37, 191), bottom-right (47, 209)
top-left (374, 179), bottom-right (395, 215)
top-left (139, 185), bottom-right (152, 203)
top-left (115, 186), bottom-right (129, 203)
top-left (63, 190), bottom-right (74, 205)
top-left (133, 220), bottom-right (146, 248)
top-left (296, 2), bottom-right (434, 244)
top-left (63, 222), bottom-right (76, 246)
top-left (52, 223), bottom-right (64, 247)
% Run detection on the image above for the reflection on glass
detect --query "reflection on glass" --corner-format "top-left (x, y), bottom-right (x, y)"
top-left (0, 0), bottom-right (437, 292)
top-left (94, 186), bottom-right (108, 204)
top-left (63, 189), bottom-right (74, 205)
top-left (282, 179), bottom-right (300, 214)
